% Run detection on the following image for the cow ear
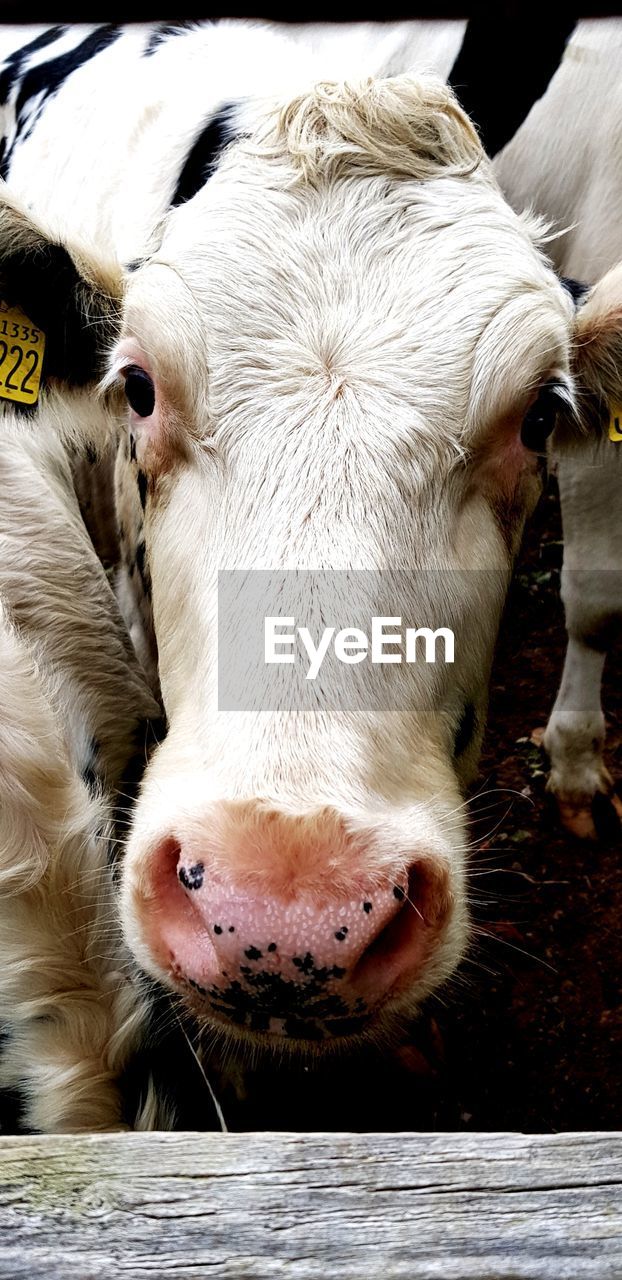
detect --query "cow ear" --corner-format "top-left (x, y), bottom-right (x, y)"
top-left (0, 191), bottom-right (123, 388)
top-left (570, 263), bottom-right (622, 440)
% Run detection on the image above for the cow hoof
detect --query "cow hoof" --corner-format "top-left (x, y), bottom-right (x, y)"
top-left (557, 791), bottom-right (622, 842)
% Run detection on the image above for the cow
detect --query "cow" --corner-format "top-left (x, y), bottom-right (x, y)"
top-left (493, 22), bottom-right (622, 839)
top-left (0, 19), bottom-right (619, 1094)
top-left (0, 395), bottom-right (170, 1130)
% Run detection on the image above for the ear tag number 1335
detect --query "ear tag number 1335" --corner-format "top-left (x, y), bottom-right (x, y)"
top-left (0, 301), bottom-right (45, 406)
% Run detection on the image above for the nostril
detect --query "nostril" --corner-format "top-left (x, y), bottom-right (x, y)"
top-left (354, 898), bottom-right (409, 972)
top-left (156, 837), bottom-right (182, 882)
top-left (140, 836), bottom-right (221, 975)
top-left (352, 863), bottom-right (448, 998)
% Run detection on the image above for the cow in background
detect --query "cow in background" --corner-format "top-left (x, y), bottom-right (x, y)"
top-left (0, 397), bottom-right (184, 1131)
top-left (493, 21), bottom-right (622, 838)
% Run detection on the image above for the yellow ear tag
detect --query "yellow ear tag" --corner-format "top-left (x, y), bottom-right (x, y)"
top-left (0, 301), bottom-right (45, 406)
top-left (608, 402), bottom-right (622, 442)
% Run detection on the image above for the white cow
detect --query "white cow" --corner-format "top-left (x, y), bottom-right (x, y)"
top-left (494, 22), bottom-right (622, 839)
top-left (0, 21), bottom-right (618, 1079)
top-left (0, 395), bottom-right (170, 1130)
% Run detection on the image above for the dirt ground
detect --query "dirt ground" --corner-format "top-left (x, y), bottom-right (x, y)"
top-left (218, 476), bottom-right (621, 1133)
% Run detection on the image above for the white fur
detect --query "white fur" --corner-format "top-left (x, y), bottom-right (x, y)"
top-left (0, 407), bottom-right (166, 1131)
top-left (109, 56), bottom-right (571, 1024)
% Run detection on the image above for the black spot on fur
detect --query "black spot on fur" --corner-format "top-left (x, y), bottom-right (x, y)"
top-left (81, 762), bottom-right (99, 796)
top-left (129, 434), bottom-right (137, 463)
top-left (144, 21), bottom-right (192, 57)
top-left (0, 26), bottom-right (67, 112)
top-left (80, 736), bottom-right (100, 797)
top-left (171, 103), bottom-right (238, 207)
top-left (137, 469), bottom-right (148, 510)
top-left (179, 862), bottom-right (205, 891)
top-left (454, 701), bottom-right (477, 757)
top-left (214, 925), bottom-right (223, 935)
top-left (2, 26), bottom-right (122, 176)
top-left (136, 541), bottom-right (151, 597)
top-left (363, 901), bottom-right (372, 913)
top-left (110, 716), bottom-right (167, 870)
top-left (267, 942), bottom-right (277, 952)
top-left (245, 946), bottom-right (263, 962)
top-left (561, 277), bottom-right (591, 306)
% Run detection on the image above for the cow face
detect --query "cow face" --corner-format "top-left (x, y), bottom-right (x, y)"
top-left (0, 76), bottom-right (579, 1049)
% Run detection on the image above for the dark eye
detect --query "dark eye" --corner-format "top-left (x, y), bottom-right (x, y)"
top-left (520, 383), bottom-right (565, 451)
top-left (123, 366), bottom-right (155, 418)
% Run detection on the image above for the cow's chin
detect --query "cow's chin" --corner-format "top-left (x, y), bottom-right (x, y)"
top-left (172, 927), bottom-right (464, 1059)
top-left (120, 841), bottom-right (466, 1054)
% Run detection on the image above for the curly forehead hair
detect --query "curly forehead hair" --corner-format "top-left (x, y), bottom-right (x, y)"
top-left (248, 73), bottom-right (485, 186)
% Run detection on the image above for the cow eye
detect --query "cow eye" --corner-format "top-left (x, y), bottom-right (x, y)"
top-left (123, 366), bottom-right (155, 418)
top-left (520, 383), bottom-right (564, 452)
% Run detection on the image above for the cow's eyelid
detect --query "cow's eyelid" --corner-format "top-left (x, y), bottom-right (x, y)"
top-left (541, 378), bottom-right (572, 403)
top-left (520, 380), bottom-right (572, 452)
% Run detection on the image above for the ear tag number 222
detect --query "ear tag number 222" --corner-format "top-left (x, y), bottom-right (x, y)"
top-left (0, 301), bottom-right (45, 406)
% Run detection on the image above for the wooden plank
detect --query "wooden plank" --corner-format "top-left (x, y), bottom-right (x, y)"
top-left (0, 1132), bottom-right (620, 1279)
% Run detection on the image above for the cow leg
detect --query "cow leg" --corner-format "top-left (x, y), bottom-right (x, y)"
top-left (544, 634), bottom-right (621, 838)
top-left (544, 457), bottom-right (622, 840)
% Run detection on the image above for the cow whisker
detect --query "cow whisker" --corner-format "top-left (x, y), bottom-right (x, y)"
top-left (173, 1009), bottom-right (228, 1133)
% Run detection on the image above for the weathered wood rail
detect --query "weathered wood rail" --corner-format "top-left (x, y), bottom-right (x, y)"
top-left (0, 1131), bottom-right (620, 1278)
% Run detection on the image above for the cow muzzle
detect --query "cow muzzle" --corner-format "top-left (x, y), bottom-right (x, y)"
top-left (123, 803), bottom-right (457, 1044)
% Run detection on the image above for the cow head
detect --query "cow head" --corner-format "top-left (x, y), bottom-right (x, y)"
top-left (1, 75), bottom-right (597, 1048)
